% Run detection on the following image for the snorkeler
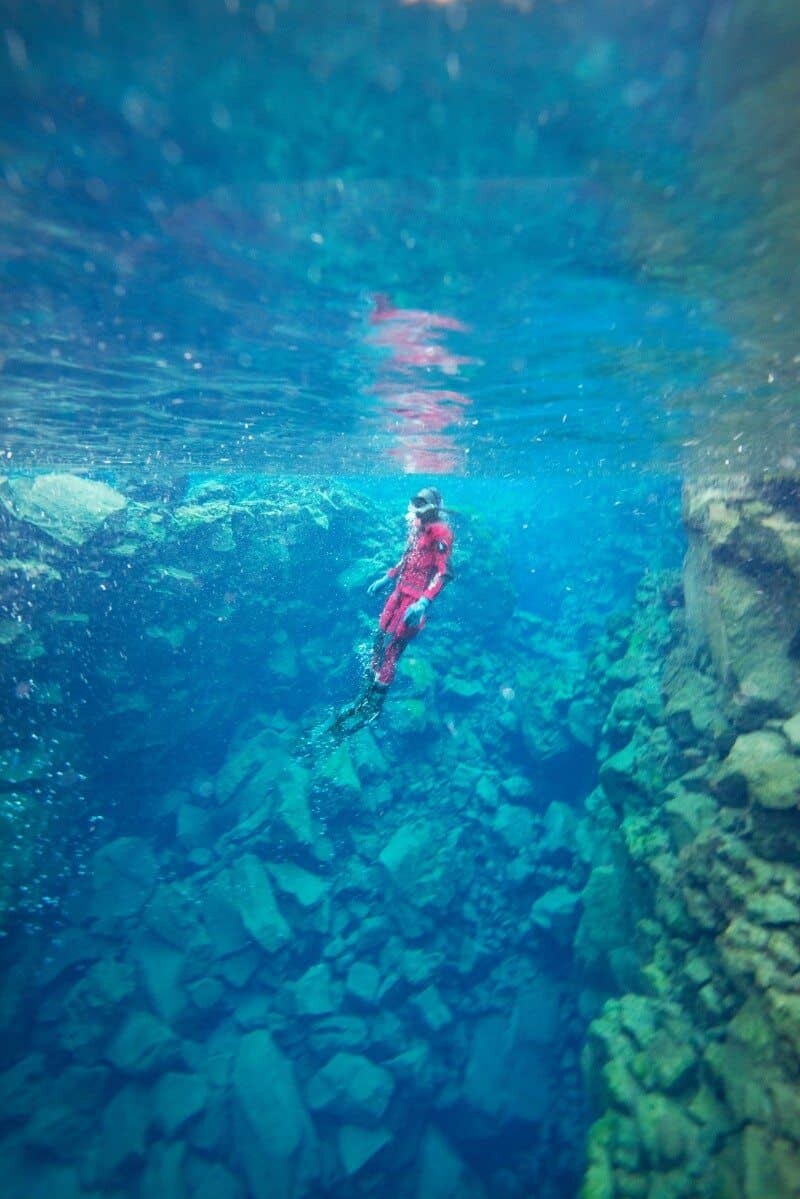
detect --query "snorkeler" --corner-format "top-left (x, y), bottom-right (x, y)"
top-left (329, 487), bottom-right (453, 738)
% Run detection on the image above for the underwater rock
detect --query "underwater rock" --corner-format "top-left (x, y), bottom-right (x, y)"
top-left (36, 929), bottom-right (103, 989)
top-left (461, 1012), bottom-right (551, 1127)
top-left (316, 741), bottom-right (362, 802)
top-left (106, 1010), bottom-right (181, 1076)
top-left (410, 985), bottom-right (453, 1033)
top-left (634, 1091), bottom-right (697, 1169)
top-left (307, 1015), bottom-right (370, 1057)
top-left (578, 868), bottom-right (633, 978)
top-left (0, 473), bottom-right (126, 547)
top-left (230, 854), bottom-right (292, 953)
top-left (232, 1030), bottom-right (319, 1199)
top-left (0, 1053), bottom-right (45, 1124)
top-left (784, 711), bottom-right (800, 752)
top-left (152, 1070), bottom-right (209, 1137)
top-left (540, 800), bottom-right (579, 857)
top-left (60, 957), bottom-right (135, 1058)
top-left (22, 1066), bottom-right (108, 1160)
top-left (93, 1083), bottom-right (152, 1184)
top-left (133, 929), bottom-right (192, 1025)
top-left (714, 729), bottom-right (800, 808)
top-left (267, 862), bottom-right (329, 910)
top-left (185, 1160), bottom-right (245, 1199)
top-left (378, 819), bottom-right (464, 911)
top-left (530, 885), bottom-right (582, 941)
top-left (306, 1051), bottom-right (395, 1125)
top-left (337, 1123), bottom-right (392, 1177)
top-left (345, 961), bottom-right (382, 1008)
top-left (215, 726), bottom-right (294, 815)
top-left (663, 787), bottom-right (718, 851)
top-left (139, 1140), bottom-right (186, 1199)
top-left (492, 802), bottom-right (535, 851)
top-left (176, 802), bottom-right (215, 851)
top-left (89, 836), bottom-right (159, 923)
top-left (662, 649), bottom-right (729, 749)
top-left (683, 483), bottom-right (800, 720)
top-left (294, 963), bottom-right (337, 1017)
top-left (416, 1125), bottom-right (488, 1199)
top-left (441, 674), bottom-right (484, 702)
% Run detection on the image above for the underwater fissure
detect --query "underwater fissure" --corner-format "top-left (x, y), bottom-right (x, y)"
top-left (2, 470), bottom-right (800, 1199)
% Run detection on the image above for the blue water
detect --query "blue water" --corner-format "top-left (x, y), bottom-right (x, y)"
top-left (4, 0), bottom-right (795, 477)
top-left (1, 3), bottom-right (799, 1198)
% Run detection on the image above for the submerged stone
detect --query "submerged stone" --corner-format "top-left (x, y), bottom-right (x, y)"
top-left (106, 1010), bottom-right (180, 1076)
top-left (267, 862), bottom-right (329, 909)
top-left (232, 1030), bottom-right (319, 1199)
top-left (715, 730), bottom-right (800, 808)
top-left (306, 1052), bottom-right (395, 1124)
top-left (338, 1124), bottom-right (392, 1177)
top-left (345, 961), bottom-right (382, 1008)
top-left (378, 820), bottom-right (463, 910)
top-left (90, 836), bottom-right (159, 922)
top-left (493, 803), bottom-right (535, 851)
top-left (530, 885), bottom-right (581, 939)
top-left (416, 1125), bottom-right (488, 1199)
top-left (784, 712), bottom-right (800, 752)
top-left (95, 1084), bottom-right (152, 1184)
top-left (294, 962), bottom-right (337, 1017)
top-left (153, 1071), bottom-right (209, 1136)
top-left (0, 473), bottom-right (126, 547)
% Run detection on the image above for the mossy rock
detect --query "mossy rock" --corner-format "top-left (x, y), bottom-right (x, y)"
top-left (634, 1093), bottom-right (694, 1169)
top-left (715, 730), bottom-right (800, 809)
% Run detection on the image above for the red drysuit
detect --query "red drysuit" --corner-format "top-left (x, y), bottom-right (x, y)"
top-left (372, 518), bottom-right (453, 686)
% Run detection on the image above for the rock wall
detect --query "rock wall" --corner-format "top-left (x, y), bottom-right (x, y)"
top-left (580, 475), bottom-right (800, 1199)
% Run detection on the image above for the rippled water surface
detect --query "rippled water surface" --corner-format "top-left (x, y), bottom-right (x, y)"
top-left (2, 0), bottom-right (798, 477)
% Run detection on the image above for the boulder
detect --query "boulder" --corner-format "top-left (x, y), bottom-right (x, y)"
top-left (0, 473), bottom-right (126, 546)
top-left (411, 985), bottom-right (452, 1033)
top-left (345, 962), bottom-right (382, 1008)
top-left (530, 886), bottom-right (581, 941)
top-left (94, 1084), bottom-right (152, 1184)
top-left (185, 1161), bottom-right (245, 1199)
top-left (153, 1071), bottom-right (209, 1136)
top-left (337, 1124), bottom-right (392, 1177)
top-left (61, 958), bottom-right (135, 1057)
top-left (378, 820), bottom-right (464, 911)
top-left (306, 1052), bottom-right (395, 1125)
top-left (106, 1010), bottom-right (180, 1076)
top-left (540, 801), bottom-right (578, 857)
top-left (232, 1030), bottom-right (319, 1199)
top-left (493, 804), bottom-right (534, 851)
top-left (267, 862), bottom-right (329, 910)
top-left (715, 730), bottom-right (800, 808)
top-left (205, 855), bottom-right (291, 956)
top-left (683, 489), bottom-right (800, 718)
top-left (23, 1066), bottom-right (108, 1159)
top-left (784, 712), bottom-right (800, 752)
top-left (294, 963), bottom-right (337, 1017)
top-left (460, 990), bottom-right (557, 1129)
top-left (416, 1125), bottom-right (488, 1199)
top-left (90, 836), bottom-right (159, 923)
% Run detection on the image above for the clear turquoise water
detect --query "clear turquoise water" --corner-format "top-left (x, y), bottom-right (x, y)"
top-left (3, 0), bottom-right (792, 478)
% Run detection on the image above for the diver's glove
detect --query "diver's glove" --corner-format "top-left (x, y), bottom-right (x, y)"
top-left (404, 597), bottom-right (430, 628)
top-left (367, 572), bottom-right (393, 597)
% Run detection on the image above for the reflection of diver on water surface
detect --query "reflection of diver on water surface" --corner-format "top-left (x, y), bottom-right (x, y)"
top-left (329, 488), bottom-right (453, 740)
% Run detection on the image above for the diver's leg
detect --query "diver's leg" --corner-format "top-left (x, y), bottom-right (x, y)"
top-left (329, 675), bottom-right (387, 738)
top-left (376, 634), bottom-right (409, 687)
